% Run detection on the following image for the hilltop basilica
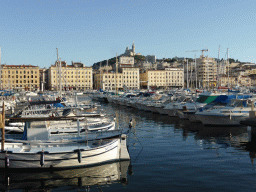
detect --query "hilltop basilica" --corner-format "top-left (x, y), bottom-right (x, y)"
top-left (121, 42), bottom-right (141, 57)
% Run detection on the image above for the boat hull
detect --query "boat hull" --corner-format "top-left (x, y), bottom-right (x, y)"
top-left (196, 114), bottom-right (246, 126)
top-left (0, 135), bottom-right (130, 169)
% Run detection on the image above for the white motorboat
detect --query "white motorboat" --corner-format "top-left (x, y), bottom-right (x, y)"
top-left (195, 98), bottom-right (254, 126)
top-left (175, 92), bottom-right (223, 121)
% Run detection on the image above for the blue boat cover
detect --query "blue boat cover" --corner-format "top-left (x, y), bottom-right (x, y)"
top-left (53, 103), bottom-right (65, 108)
top-left (212, 94), bottom-right (252, 104)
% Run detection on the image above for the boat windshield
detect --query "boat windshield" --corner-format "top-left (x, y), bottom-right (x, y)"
top-left (226, 99), bottom-right (248, 107)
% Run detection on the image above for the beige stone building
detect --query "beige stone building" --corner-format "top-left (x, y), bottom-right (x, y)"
top-left (217, 75), bottom-right (251, 88)
top-left (94, 67), bottom-right (140, 90)
top-left (238, 76), bottom-right (251, 87)
top-left (140, 68), bottom-right (184, 89)
top-left (218, 75), bottom-right (237, 87)
top-left (48, 61), bottom-right (93, 91)
top-left (0, 64), bottom-right (40, 91)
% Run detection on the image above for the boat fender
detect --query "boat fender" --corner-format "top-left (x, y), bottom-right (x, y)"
top-left (77, 150), bottom-right (82, 163)
top-left (74, 149), bottom-right (84, 163)
top-left (39, 150), bottom-right (46, 167)
top-left (121, 134), bottom-right (127, 140)
top-left (5, 156), bottom-right (10, 168)
top-left (129, 119), bottom-right (133, 128)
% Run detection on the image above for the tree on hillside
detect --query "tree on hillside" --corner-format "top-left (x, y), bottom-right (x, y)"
top-left (134, 55), bottom-right (146, 62)
top-left (228, 58), bottom-right (235, 63)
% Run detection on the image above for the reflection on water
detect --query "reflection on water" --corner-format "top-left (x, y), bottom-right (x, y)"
top-left (240, 127), bottom-right (256, 165)
top-left (0, 161), bottom-right (131, 191)
top-left (106, 101), bottom-right (256, 159)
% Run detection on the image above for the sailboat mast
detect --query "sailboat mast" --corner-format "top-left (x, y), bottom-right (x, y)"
top-left (100, 62), bottom-right (102, 90)
top-left (56, 48), bottom-right (59, 93)
top-left (75, 92), bottom-right (80, 137)
top-left (56, 48), bottom-right (62, 96)
top-left (217, 45), bottom-right (220, 89)
top-left (187, 59), bottom-right (188, 89)
top-left (190, 58), bottom-right (192, 88)
top-left (107, 60), bottom-right (109, 73)
top-left (0, 47), bottom-right (1, 90)
top-left (115, 53), bottom-right (118, 95)
top-left (59, 58), bottom-right (62, 96)
top-left (195, 54), bottom-right (197, 89)
top-left (227, 48), bottom-right (229, 88)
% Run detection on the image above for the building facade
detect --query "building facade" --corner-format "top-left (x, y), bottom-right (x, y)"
top-left (0, 64), bottom-right (40, 91)
top-left (48, 61), bottom-right (93, 91)
top-left (197, 56), bottom-right (217, 88)
top-left (94, 67), bottom-right (140, 90)
top-left (146, 55), bottom-right (156, 63)
top-left (140, 68), bottom-right (184, 89)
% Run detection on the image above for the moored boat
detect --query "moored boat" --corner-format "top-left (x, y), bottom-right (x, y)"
top-left (0, 134), bottom-right (130, 170)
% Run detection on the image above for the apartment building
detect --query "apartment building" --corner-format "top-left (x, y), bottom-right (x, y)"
top-left (140, 68), bottom-right (184, 89)
top-left (238, 76), bottom-right (251, 87)
top-left (0, 64), bottom-right (40, 91)
top-left (94, 67), bottom-right (140, 90)
top-left (218, 75), bottom-right (237, 87)
top-left (197, 56), bottom-right (217, 88)
top-left (48, 61), bottom-right (93, 91)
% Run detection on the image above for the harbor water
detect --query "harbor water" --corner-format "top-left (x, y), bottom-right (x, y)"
top-left (2, 96), bottom-right (256, 191)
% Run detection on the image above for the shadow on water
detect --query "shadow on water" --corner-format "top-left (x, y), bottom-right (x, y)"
top-left (104, 102), bottom-right (251, 148)
top-left (240, 127), bottom-right (256, 164)
top-left (179, 118), bottom-right (250, 149)
top-left (0, 161), bottom-right (132, 191)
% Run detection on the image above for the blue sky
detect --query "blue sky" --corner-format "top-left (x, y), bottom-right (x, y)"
top-left (1, 0), bottom-right (256, 68)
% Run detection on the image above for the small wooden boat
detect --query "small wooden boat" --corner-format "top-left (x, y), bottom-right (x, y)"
top-left (0, 134), bottom-right (130, 169)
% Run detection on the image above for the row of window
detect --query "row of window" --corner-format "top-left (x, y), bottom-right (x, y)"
top-left (3, 75), bottom-right (38, 79)
top-left (53, 71), bottom-right (91, 74)
top-left (104, 84), bottom-right (138, 87)
top-left (103, 75), bottom-right (123, 78)
top-left (150, 83), bottom-right (183, 86)
top-left (150, 80), bottom-right (182, 83)
top-left (53, 76), bottom-right (91, 79)
top-left (150, 76), bottom-right (182, 79)
top-left (53, 80), bottom-right (91, 83)
top-left (3, 70), bottom-right (38, 74)
top-left (123, 72), bottom-right (138, 75)
top-left (4, 84), bottom-right (38, 87)
top-left (3, 80), bottom-right (38, 83)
